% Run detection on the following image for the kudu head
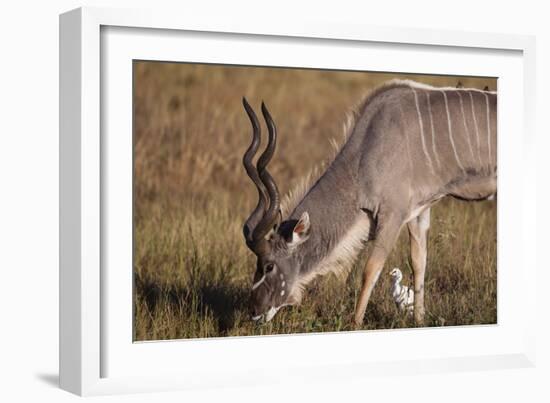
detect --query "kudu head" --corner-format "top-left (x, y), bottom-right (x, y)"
top-left (242, 98), bottom-right (311, 322)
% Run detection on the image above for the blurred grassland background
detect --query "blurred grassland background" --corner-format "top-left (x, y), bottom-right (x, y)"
top-left (133, 62), bottom-right (497, 341)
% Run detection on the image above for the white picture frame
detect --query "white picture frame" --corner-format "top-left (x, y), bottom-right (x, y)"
top-left (59, 6), bottom-right (537, 396)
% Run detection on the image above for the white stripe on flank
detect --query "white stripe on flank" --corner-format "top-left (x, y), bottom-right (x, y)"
top-left (425, 92), bottom-right (441, 168)
top-left (442, 91), bottom-right (466, 173)
top-left (252, 274), bottom-right (266, 290)
top-left (468, 91), bottom-right (483, 167)
top-left (412, 89), bottom-right (435, 175)
top-left (484, 92), bottom-right (492, 164)
top-left (457, 91), bottom-right (476, 162)
top-left (397, 102), bottom-right (413, 172)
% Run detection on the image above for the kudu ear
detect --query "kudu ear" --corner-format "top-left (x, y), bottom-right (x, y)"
top-left (286, 212), bottom-right (311, 249)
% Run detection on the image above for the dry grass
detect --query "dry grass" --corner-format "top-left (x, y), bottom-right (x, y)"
top-left (133, 62), bottom-right (497, 341)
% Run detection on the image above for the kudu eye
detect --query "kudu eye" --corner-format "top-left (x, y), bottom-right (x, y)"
top-left (265, 263), bottom-right (275, 273)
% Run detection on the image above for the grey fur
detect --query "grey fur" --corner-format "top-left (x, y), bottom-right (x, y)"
top-left (245, 79), bottom-right (497, 324)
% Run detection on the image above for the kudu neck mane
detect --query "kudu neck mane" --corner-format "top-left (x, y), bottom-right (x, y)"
top-left (279, 89), bottom-right (379, 285)
top-left (289, 157), bottom-right (367, 279)
top-left (279, 80), bottom-right (407, 219)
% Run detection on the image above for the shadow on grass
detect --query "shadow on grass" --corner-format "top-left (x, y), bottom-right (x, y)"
top-left (135, 274), bottom-right (249, 334)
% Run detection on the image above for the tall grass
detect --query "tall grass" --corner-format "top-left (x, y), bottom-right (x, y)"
top-left (133, 62), bottom-right (497, 341)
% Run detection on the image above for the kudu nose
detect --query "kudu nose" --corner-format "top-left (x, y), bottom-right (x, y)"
top-left (249, 301), bottom-right (259, 318)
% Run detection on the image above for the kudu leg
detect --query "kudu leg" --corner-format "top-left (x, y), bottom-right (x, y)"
top-left (407, 208), bottom-right (430, 325)
top-left (354, 217), bottom-right (402, 326)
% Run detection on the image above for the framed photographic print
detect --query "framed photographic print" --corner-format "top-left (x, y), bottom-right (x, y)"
top-left (60, 7), bottom-right (537, 396)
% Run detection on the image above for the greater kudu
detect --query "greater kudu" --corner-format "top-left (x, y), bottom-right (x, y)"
top-left (242, 79), bottom-right (496, 326)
